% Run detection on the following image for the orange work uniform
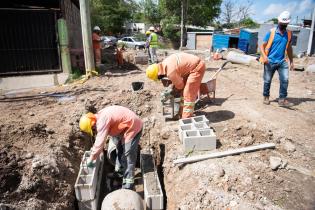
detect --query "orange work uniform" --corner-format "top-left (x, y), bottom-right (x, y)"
top-left (91, 105), bottom-right (143, 160)
top-left (116, 48), bottom-right (124, 66)
top-left (158, 53), bottom-right (205, 118)
top-left (92, 32), bottom-right (101, 65)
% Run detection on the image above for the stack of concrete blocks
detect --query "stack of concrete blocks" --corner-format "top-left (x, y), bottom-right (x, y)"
top-left (75, 151), bottom-right (104, 210)
top-left (133, 53), bottom-right (149, 64)
top-left (140, 150), bottom-right (164, 210)
top-left (178, 115), bottom-right (216, 151)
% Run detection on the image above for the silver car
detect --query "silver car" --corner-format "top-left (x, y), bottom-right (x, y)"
top-left (118, 37), bottom-right (146, 49)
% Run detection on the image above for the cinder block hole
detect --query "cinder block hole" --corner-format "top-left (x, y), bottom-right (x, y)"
top-left (182, 118), bottom-right (193, 124)
top-left (77, 175), bottom-right (93, 185)
top-left (199, 130), bottom-right (211, 136)
top-left (180, 124), bottom-right (193, 131)
top-left (80, 167), bottom-right (94, 176)
top-left (194, 122), bottom-right (207, 129)
top-left (186, 130), bottom-right (198, 137)
top-left (193, 116), bottom-right (205, 122)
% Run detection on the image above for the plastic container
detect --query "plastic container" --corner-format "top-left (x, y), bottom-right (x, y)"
top-left (131, 82), bottom-right (144, 91)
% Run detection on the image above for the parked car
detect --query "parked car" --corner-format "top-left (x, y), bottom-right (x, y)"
top-left (101, 36), bottom-right (117, 48)
top-left (117, 37), bottom-right (146, 49)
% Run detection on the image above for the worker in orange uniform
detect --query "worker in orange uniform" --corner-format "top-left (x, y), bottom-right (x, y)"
top-left (146, 52), bottom-right (205, 119)
top-left (79, 105), bottom-right (143, 190)
top-left (115, 45), bottom-right (126, 69)
top-left (92, 26), bottom-right (102, 65)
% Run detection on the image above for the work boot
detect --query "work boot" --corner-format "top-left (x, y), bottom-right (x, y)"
top-left (278, 99), bottom-right (294, 107)
top-left (107, 171), bottom-right (123, 180)
top-left (263, 96), bottom-right (270, 105)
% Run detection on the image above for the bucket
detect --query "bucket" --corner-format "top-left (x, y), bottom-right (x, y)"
top-left (131, 82), bottom-right (144, 91)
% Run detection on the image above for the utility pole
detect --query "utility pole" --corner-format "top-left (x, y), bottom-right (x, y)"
top-left (180, 0), bottom-right (188, 49)
top-left (180, 0), bottom-right (184, 49)
top-left (79, 0), bottom-right (95, 76)
top-left (307, 7), bottom-right (315, 56)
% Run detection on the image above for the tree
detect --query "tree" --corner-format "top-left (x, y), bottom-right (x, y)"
top-left (221, 0), bottom-right (235, 25)
top-left (90, 0), bottom-right (138, 34)
top-left (239, 17), bottom-right (259, 28)
top-left (237, 0), bottom-right (253, 22)
top-left (159, 0), bottom-right (222, 43)
top-left (268, 18), bottom-right (278, 24)
top-left (141, 0), bottom-right (162, 25)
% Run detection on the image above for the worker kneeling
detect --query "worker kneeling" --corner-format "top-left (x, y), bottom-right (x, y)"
top-left (79, 105), bottom-right (143, 190)
top-left (146, 52), bottom-right (205, 119)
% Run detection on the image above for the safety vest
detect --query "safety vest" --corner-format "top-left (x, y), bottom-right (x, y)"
top-left (150, 32), bottom-right (158, 48)
top-left (259, 28), bottom-right (291, 63)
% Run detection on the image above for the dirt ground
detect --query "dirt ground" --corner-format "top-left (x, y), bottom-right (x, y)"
top-left (0, 51), bottom-right (314, 210)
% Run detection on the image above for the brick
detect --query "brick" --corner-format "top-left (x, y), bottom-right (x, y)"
top-left (140, 151), bottom-right (164, 210)
top-left (191, 115), bottom-right (209, 125)
top-left (183, 128), bottom-right (216, 151)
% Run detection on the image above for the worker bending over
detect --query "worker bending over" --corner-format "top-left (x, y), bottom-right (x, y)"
top-left (79, 105), bottom-right (143, 190)
top-left (146, 52), bottom-right (205, 119)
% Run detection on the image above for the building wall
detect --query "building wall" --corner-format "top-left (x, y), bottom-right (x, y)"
top-left (61, 0), bottom-right (84, 71)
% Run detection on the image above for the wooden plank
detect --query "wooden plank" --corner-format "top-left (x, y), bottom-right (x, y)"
top-left (173, 143), bottom-right (275, 165)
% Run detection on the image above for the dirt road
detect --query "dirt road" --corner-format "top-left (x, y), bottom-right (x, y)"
top-left (0, 53), bottom-right (314, 210)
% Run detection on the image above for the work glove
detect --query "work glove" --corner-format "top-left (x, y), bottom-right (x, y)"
top-left (86, 159), bottom-right (95, 168)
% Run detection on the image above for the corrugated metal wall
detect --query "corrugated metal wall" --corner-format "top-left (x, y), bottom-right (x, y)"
top-left (0, 9), bottom-right (60, 75)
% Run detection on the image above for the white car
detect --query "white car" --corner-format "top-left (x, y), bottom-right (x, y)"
top-left (118, 37), bottom-right (146, 49)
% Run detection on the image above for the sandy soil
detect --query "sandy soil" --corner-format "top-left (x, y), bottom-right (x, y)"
top-left (0, 51), bottom-right (314, 210)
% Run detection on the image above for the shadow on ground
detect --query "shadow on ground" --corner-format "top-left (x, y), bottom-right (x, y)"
top-left (195, 110), bottom-right (235, 123)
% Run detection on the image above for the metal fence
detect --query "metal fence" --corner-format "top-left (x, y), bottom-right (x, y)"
top-left (0, 9), bottom-right (61, 75)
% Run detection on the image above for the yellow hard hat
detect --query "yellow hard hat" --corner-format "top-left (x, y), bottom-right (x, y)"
top-left (146, 64), bottom-right (159, 81)
top-left (79, 112), bottom-right (96, 136)
top-left (146, 31), bottom-right (151, 35)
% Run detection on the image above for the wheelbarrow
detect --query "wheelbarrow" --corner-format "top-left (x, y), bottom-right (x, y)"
top-left (198, 61), bottom-right (230, 102)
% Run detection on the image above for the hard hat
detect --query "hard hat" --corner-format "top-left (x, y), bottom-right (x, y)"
top-left (146, 31), bottom-right (151, 35)
top-left (149, 26), bottom-right (155, 31)
top-left (146, 64), bottom-right (159, 81)
top-left (278, 11), bottom-right (291, 24)
top-left (93, 26), bottom-right (101, 31)
top-left (79, 112), bottom-right (96, 136)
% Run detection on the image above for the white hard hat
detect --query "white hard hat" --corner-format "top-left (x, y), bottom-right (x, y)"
top-left (149, 26), bottom-right (155, 31)
top-left (278, 11), bottom-right (291, 24)
top-left (93, 26), bottom-right (101, 31)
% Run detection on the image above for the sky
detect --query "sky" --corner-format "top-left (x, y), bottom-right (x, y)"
top-left (223, 0), bottom-right (315, 23)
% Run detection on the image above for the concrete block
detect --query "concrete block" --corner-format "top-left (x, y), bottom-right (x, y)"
top-left (179, 118), bottom-right (193, 126)
top-left (178, 124), bottom-right (194, 142)
top-left (134, 55), bottom-right (149, 64)
top-left (191, 115), bottom-right (209, 125)
top-left (140, 151), bottom-right (164, 210)
top-left (75, 151), bottom-right (104, 210)
top-left (183, 128), bottom-right (216, 151)
top-left (179, 115), bottom-right (209, 126)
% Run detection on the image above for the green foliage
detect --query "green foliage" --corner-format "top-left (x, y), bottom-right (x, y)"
top-left (141, 0), bottom-right (162, 24)
top-left (268, 18), bottom-right (278, 24)
top-left (161, 16), bottom-right (180, 42)
top-left (91, 0), bottom-right (138, 34)
top-left (239, 17), bottom-right (259, 28)
top-left (159, 0), bottom-right (222, 27)
top-left (66, 67), bottom-right (84, 83)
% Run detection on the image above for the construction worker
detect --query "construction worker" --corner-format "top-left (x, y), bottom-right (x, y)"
top-left (260, 11), bottom-right (294, 107)
top-left (115, 44), bottom-right (126, 69)
top-left (92, 26), bottom-right (102, 65)
top-left (79, 105), bottom-right (143, 190)
top-left (146, 52), bottom-right (205, 119)
top-left (145, 30), bottom-right (152, 64)
top-left (148, 26), bottom-right (158, 63)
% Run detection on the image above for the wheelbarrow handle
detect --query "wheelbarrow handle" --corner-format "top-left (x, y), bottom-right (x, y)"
top-left (210, 61), bottom-right (230, 80)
